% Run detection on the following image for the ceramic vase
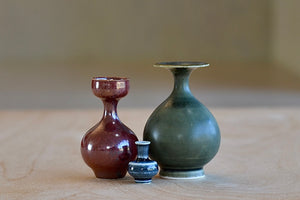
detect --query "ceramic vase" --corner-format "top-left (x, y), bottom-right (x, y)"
top-left (143, 62), bottom-right (221, 179)
top-left (81, 77), bottom-right (138, 179)
top-left (128, 141), bottom-right (158, 183)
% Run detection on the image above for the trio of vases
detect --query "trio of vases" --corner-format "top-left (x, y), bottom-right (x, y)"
top-left (81, 62), bottom-right (221, 182)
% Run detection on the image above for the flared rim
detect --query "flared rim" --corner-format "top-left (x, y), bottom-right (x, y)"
top-left (154, 61), bottom-right (209, 68)
top-left (135, 141), bottom-right (151, 145)
top-left (92, 77), bottom-right (129, 81)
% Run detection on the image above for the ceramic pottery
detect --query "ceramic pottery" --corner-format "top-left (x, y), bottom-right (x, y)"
top-left (81, 77), bottom-right (138, 179)
top-left (143, 62), bottom-right (221, 179)
top-left (128, 141), bottom-right (158, 183)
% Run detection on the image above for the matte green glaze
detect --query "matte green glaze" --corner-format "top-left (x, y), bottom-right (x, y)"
top-left (143, 62), bottom-right (220, 179)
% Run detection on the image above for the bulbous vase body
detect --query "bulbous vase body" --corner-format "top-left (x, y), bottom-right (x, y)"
top-left (81, 77), bottom-right (138, 179)
top-left (143, 62), bottom-right (221, 179)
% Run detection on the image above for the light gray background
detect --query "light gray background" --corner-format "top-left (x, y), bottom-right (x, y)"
top-left (1, 0), bottom-right (299, 109)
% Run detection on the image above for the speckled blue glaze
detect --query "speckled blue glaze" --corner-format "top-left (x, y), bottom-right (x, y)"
top-left (128, 141), bottom-right (158, 183)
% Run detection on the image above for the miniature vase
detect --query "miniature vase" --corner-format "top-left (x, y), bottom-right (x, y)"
top-left (81, 77), bottom-right (138, 179)
top-left (143, 62), bottom-right (221, 179)
top-left (128, 141), bottom-right (158, 183)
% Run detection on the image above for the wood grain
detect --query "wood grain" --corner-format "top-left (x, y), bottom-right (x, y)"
top-left (0, 108), bottom-right (299, 199)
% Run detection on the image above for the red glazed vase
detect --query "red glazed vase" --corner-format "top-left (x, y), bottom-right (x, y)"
top-left (81, 77), bottom-right (138, 179)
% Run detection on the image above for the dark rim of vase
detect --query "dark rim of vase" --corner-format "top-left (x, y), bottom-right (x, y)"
top-left (154, 61), bottom-right (209, 68)
top-left (92, 77), bottom-right (129, 81)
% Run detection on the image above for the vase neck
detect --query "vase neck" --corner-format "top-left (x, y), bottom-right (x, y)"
top-left (102, 99), bottom-right (119, 120)
top-left (170, 68), bottom-right (193, 96)
top-left (137, 144), bottom-right (149, 160)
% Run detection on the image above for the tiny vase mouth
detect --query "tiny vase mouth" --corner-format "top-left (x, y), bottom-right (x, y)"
top-left (154, 61), bottom-right (209, 68)
top-left (135, 141), bottom-right (151, 145)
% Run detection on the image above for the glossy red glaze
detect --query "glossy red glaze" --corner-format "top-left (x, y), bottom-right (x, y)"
top-left (81, 77), bottom-right (138, 179)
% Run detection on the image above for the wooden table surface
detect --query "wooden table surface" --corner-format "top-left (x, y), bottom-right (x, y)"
top-left (1, 108), bottom-right (299, 200)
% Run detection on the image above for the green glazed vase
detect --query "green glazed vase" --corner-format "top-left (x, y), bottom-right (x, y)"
top-left (143, 61), bottom-right (220, 179)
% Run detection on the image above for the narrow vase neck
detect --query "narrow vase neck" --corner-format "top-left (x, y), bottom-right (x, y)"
top-left (170, 68), bottom-right (194, 96)
top-left (102, 99), bottom-right (119, 120)
top-left (137, 144), bottom-right (149, 160)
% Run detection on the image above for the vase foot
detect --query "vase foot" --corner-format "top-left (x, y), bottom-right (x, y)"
top-left (134, 178), bottom-right (152, 183)
top-left (93, 168), bottom-right (127, 179)
top-left (159, 168), bottom-right (205, 179)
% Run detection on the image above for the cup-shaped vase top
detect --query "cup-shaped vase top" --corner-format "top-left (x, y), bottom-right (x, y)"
top-left (154, 61), bottom-right (209, 69)
top-left (135, 141), bottom-right (151, 160)
top-left (92, 77), bottom-right (129, 99)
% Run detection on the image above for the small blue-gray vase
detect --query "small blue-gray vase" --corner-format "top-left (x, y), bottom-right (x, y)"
top-left (128, 141), bottom-right (158, 183)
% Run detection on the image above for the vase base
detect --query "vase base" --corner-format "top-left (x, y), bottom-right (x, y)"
top-left (134, 179), bottom-right (152, 183)
top-left (159, 168), bottom-right (205, 179)
top-left (93, 168), bottom-right (127, 179)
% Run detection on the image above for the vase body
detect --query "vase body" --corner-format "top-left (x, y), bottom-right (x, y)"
top-left (143, 62), bottom-right (220, 179)
top-left (128, 141), bottom-right (158, 183)
top-left (81, 77), bottom-right (138, 179)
